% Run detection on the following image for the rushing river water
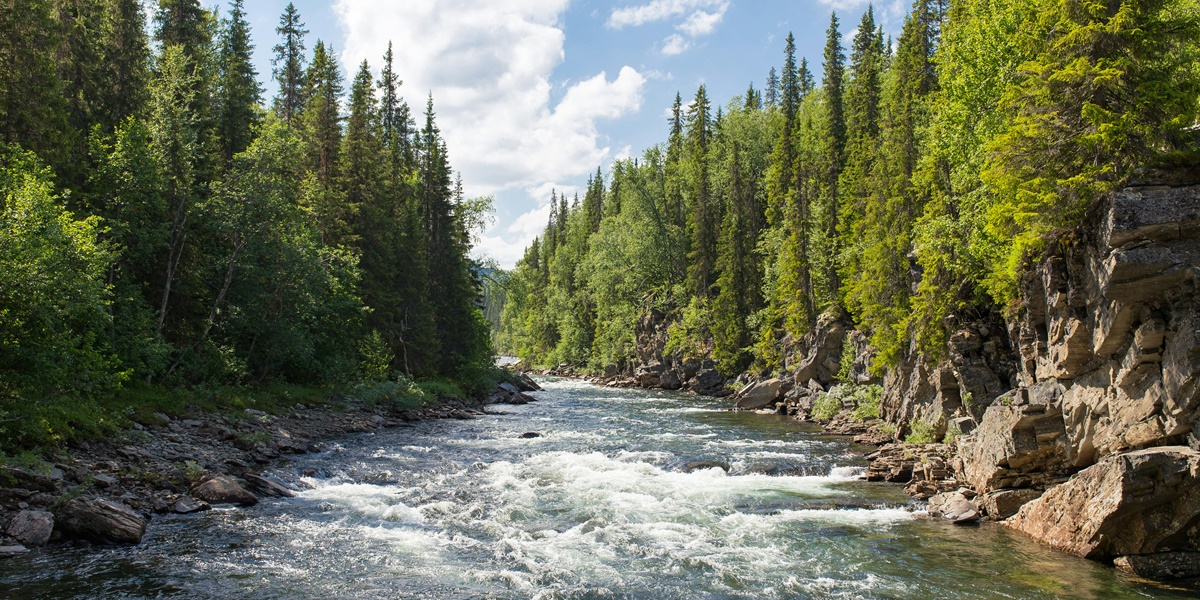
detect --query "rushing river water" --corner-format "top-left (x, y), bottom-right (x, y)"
top-left (2, 377), bottom-right (1194, 599)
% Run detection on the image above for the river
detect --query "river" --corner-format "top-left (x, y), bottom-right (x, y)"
top-left (1, 377), bottom-right (1191, 599)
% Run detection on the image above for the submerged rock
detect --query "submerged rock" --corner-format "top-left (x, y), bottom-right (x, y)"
top-left (1114, 552), bottom-right (1200, 581)
top-left (191, 475), bottom-right (259, 507)
top-left (172, 496), bottom-right (210, 514)
top-left (55, 496), bottom-right (147, 544)
top-left (926, 491), bottom-right (980, 524)
top-left (1005, 446), bottom-right (1200, 559)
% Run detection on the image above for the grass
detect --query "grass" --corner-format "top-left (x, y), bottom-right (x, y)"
top-left (0, 365), bottom-right (507, 461)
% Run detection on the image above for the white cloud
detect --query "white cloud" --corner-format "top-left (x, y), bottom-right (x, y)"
top-left (661, 34), bottom-right (690, 55)
top-left (678, 10), bottom-right (724, 36)
top-left (608, 0), bottom-right (730, 56)
top-left (334, 0), bottom-right (646, 266)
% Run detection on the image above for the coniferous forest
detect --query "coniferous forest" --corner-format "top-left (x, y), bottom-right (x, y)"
top-left (0, 0), bottom-right (492, 452)
top-left (498, 0), bottom-right (1200, 377)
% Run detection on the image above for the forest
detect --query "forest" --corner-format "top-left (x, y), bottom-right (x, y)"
top-left (0, 0), bottom-right (493, 452)
top-left (497, 0), bottom-right (1200, 377)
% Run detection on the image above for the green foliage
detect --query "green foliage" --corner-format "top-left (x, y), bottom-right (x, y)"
top-left (905, 420), bottom-right (937, 444)
top-left (810, 392), bottom-right (843, 421)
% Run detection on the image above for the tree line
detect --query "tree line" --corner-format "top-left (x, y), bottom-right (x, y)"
top-left (0, 0), bottom-right (492, 444)
top-left (497, 0), bottom-right (1200, 375)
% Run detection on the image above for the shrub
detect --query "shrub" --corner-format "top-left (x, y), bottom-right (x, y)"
top-left (904, 420), bottom-right (936, 444)
top-left (811, 393), bottom-right (842, 421)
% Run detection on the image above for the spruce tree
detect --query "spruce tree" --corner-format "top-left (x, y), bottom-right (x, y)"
top-left (215, 0), bottom-right (261, 163)
top-left (836, 7), bottom-right (886, 301)
top-left (272, 2), bottom-right (307, 125)
top-left (765, 67), bottom-right (780, 107)
top-left (820, 12), bottom-right (846, 303)
top-left (99, 0), bottom-right (151, 126)
top-left (685, 85), bottom-right (715, 299)
top-left (0, 0), bottom-right (71, 172)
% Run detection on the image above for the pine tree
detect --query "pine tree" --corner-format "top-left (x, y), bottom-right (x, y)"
top-left (302, 40), bottom-right (343, 187)
top-left (98, 0), bottom-right (151, 126)
top-left (272, 2), bottom-right (307, 125)
top-left (765, 67), bottom-right (780, 107)
top-left (836, 7), bottom-right (886, 301)
top-left (0, 0), bottom-right (71, 171)
top-left (845, 0), bottom-right (941, 366)
top-left (821, 11), bottom-right (847, 303)
top-left (378, 41), bottom-right (414, 171)
top-left (685, 85), bottom-right (715, 299)
top-left (215, 0), bottom-right (261, 163)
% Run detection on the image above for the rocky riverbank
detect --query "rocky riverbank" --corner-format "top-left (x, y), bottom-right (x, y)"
top-left (531, 172), bottom-right (1200, 587)
top-left (0, 374), bottom-right (540, 556)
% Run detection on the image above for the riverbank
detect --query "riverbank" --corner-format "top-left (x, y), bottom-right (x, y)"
top-left (0, 373), bottom-right (540, 555)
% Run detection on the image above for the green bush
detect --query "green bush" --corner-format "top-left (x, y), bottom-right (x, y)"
top-left (904, 420), bottom-right (937, 444)
top-left (811, 393), bottom-right (842, 421)
top-left (848, 385), bottom-right (883, 422)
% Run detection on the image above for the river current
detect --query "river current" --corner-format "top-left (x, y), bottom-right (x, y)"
top-left (1, 377), bottom-right (1192, 599)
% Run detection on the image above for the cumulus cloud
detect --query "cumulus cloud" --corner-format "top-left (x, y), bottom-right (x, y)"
top-left (334, 0), bottom-right (646, 265)
top-left (661, 34), bottom-right (690, 55)
top-left (608, 0), bottom-right (730, 56)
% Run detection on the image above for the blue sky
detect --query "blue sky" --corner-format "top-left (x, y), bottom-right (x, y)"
top-left (233, 0), bottom-right (907, 267)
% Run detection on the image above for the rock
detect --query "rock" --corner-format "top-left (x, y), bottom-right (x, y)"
top-left (242, 474), bottom-right (296, 498)
top-left (735, 378), bottom-right (784, 410)
top-left (689, 369), bottom-right (725, 396)
top-left (0, 467), bottom-right (60, 493)
top-left (960, 383), bottom-right (1070, 494)
top-left (1005, 447), bottom-right (1200, 559)
top-left (55, 496), bottom-right (147, 544)
top-left (92, 474), bottom-right (118, 488)
top-left (0, 545), bottom-right (28, 557)
top-left (519, 432), bottom-right (542, 439)
top-left (659, 370), bottom-right (682, 391)
top-left (5, 510), bottom-right (53, 546)
top-left (1114, 552), bottom-right (1200, 581)
top-left (172, 496), bottom-right (210, 514)
top-left (791, 313), bottom-right (848, 387)
top-left (191, 475), bottom-right (259, 507)
top-left (977, 488), bottom-right (1043, 521)
top-left (927, 491), bottom-right (980, 523)
top-left (498, 382), bottom-right (520, 394)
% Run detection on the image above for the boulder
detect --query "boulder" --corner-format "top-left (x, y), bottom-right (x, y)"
top-left (55, 496), bottom-right (147, 544)
top-left (960, 383), bottom-right (1070, 494)
top-left (191, 475), bottom-right (259, 507)
top-left (172, 496), bottom-right (210, 514)
top-left (5, 510), bottom-right (53, 546)
top-left (1114, 552), bottom-right (1200, 581)
top-left (689, 369), bottom-right (725, 396)
top-left (735, 378), bottom-right (784, 410)
top-left (977, 488), bottom-right (1043, 521)
top-left (660, 370), bottom-right (683, 391)
top-left (926, 491), bottom-right (980, 524)
top-left (498, 382), bottom-right (520, 394)
top-left (242, 474), bottom-right (296, 498)
top-left (1005, 447), bottom-right (1200, 559)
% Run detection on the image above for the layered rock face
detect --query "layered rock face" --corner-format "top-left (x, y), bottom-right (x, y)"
top-left (958, 177), bottom-right (1200, 563)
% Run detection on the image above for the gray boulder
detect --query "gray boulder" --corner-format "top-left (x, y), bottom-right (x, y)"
top-left (55, 496), bottom-right (147, 544)
top-left (5, 510), bottom-right (53, 546)
top-left (1005, 446), bottom-right (1200, 559)
top-left (191, 475), bottom-right (259, 507)
top-left (735, 378), bottom-right (784, 410)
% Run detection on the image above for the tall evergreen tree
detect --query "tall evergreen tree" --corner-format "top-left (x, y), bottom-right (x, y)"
top-left (215, 0), bottom-right (261, 163)
top-left (765, 67), bottom-right (780, 107)
top-left (685, 85), bottom-right (715, 299)
top-left (836, 7), bottom-right (886, 299)
top-left (271, 2), bottom-right (307, 125)
top-left (0, 0), bottom-right (71, 171)
top-left (821, 11), bottom-right (847, 303)
top-left (98, 0), bottom-right (151, 126)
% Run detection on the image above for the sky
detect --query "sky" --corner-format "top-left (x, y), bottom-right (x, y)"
top-left (232, 0), bottom-right (909, 267)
